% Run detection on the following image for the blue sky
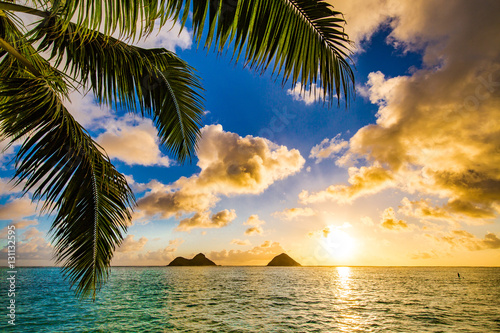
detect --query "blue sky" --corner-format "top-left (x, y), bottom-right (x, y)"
top-left (1, 0), bottom-right (499, 266)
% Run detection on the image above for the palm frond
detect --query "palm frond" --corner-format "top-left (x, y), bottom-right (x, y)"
top-left (0, 77), bottom-right (135, 299)
top-left (47, 0), bottom-right (166, 40)
top-left (165, 0), bottom-right (355, 105)
top-left (0, 9), bottom-right (69, 91)
top-left (30, 15), bottom-right (204, 161)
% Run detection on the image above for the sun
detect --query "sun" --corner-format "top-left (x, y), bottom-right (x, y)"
top-left (321, 226), bottom-right (356, 260)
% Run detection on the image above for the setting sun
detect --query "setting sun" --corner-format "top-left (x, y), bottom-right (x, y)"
top-left (321, 227), bottom-right (356, 260)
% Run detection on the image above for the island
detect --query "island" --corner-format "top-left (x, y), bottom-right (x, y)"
top-left (167, 253), bottom-right (217, 266)
top-left (267, 253), bottom-right (301, 266)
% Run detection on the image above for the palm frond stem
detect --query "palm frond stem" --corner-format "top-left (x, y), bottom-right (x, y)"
top-left (0, 37), bottom-right (42, 76)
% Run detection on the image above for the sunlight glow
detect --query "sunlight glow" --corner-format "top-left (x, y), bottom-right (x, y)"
top-left (321, 227), bottom-right (356, 260)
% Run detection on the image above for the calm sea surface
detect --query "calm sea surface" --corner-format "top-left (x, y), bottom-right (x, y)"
top-left (1, 266), bottom-right (499, 332)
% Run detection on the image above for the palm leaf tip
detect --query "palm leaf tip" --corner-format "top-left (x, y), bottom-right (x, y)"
top-left (0, 77), bottom-right (134, 300)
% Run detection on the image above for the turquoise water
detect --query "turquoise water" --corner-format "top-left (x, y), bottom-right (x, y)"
top-left (1, 266), bottom-right (499, 332)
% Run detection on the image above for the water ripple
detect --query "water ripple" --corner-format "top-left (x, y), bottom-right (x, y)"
top-left (1, 266), bottom-right (499, 332)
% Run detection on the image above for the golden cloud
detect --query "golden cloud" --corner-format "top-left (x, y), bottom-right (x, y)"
top-left (431, 230), bottom-right (500, 251)
top-left (112, 238), bottom-right (184, 266)
top-left (1, 227), bottom-right (53, 263)
top-left (299, 165), bottom-right (394, 204)
top-left (231, 239), bottom-right (251, 246)
top-left (117, 235), bottom-right (148, 253)
top-left (244, 226), bottom-right (263, 236)
top-left (243, 215), bottom-right (265, 226)
top-left (309, 134), bottom-right (348, 163)
top-left (176, 209), bottom-right (236, 232)
top-left (273, 207), bottom-right (316, 220)
top-left (306, 1), bottom-right (500, 224)
top-left (137, 125), bottom-right (305, 222)
top-left (0, 197), bottom-right (39, 220)
top-left (380, 207), bottom-right (409, 231)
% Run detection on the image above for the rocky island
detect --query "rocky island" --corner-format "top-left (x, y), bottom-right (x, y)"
top-left (267, 253), bottom-right (301, 266)
top-left (167, 253), bottom-right (217, 266)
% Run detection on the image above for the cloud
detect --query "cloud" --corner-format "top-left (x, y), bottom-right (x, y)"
top-left (137, 124), bottom-right (305, 218)
top-left (0, 197), bottom-right (39, 220)
top-left (399, 197), bottom-right (455, 222)
top-left (410, 250), bottom-right (438, 260)
top-left (22, 227), bottom-right (43, 240)
top-left (328, 0), bottom-right (398, 48)
top-left (309, 134), bottom-right (349, 163)
top-left (65, 90), bottom-right (112, 129)
top-left (96, 116), bottom-right (172, 167)
top-left (360, 216), bottom-right (374, 226)
top-left (0, 219), bottom-right (39, 239)
top-left (299, 165), bottom-right (394, 204)
top-left (380, 207), bottom-right (409, 231)
top-left (431, 230), bottom-right (500, 251)
top-left (244, 226), bottom-right (263, 236)
top-left (117, 235), bottom-right (148, 252)
top-left (112, 238), bottom-right (184, 266)
top-left (176, 209), bottom-right (236, 232)
top-left (1, 227), bottom-right (53, 263)
top-left (307, 1), bottom-right (500, 224)
top-left (243, 215), bottom-right (265, 226)
top-left (133, 20), bottom-right (192, 51)
top-left (273, 207), bottom-right (316, 220)
top-left (231, 239), bottom-right (251, 246)
top-left (243, 213), bottom-right (265, 235)
top-left (0, 141), bottom-right (21, 169)
top-left (286, 83), bottom-right (326, 105)
top-left (208, 241), bottom-right (286, 265)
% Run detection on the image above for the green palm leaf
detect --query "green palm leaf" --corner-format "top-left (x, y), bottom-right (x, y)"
top-left (165, 0), bottom-right (355, 105)
top-left (0, 0), bottom-right (355, 301)
top-left (0, 77), bottom-right (134, 299)
top-left (30, 15), bottom-right (204, 161)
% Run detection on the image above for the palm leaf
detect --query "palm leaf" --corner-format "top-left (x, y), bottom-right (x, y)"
top-left (0, 77), bottom-right (135, 299)
top-left (26, 0), bottom-right (354, 104)
top-left (30, 15), bottom-right (204, 161)
top-left (46, 0), bottom-right (166, 40)
top-left (165, 0), bottom-right (355, 105)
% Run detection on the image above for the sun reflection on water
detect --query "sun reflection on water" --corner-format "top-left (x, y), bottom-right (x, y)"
top-left (333, 267), bottom-right (368, 332)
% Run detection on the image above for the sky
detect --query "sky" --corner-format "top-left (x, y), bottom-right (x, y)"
top-left (1, 0), bottom-right (500, 266)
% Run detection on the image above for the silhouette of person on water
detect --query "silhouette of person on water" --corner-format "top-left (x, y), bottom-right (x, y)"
top-left (457, 272), bottom-right (460, 278)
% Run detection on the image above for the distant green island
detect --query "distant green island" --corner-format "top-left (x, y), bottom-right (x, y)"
top-left (167, 253), bottom-right (301, 266)
top-left (168, 253), bottom-right (216, 266)
top-left (267, 253), bottom-right (301, 266)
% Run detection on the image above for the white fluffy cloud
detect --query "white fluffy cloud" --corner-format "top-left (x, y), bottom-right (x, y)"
top-left (287, 83), bottom-right (326, 105)
top-left (96, 116), bottom-right (172, 167)
top-left (309, 134), bottom-right (348, 163)
top-left (65, 90), bottom-right (112, 129)
top-left (133, 20), bottom-right (192, 51)
top-left (137, 125), bottom-right (305, 221)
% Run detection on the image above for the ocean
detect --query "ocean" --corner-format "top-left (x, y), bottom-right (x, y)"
top-left (1, 266), bottom-right (499, 332)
